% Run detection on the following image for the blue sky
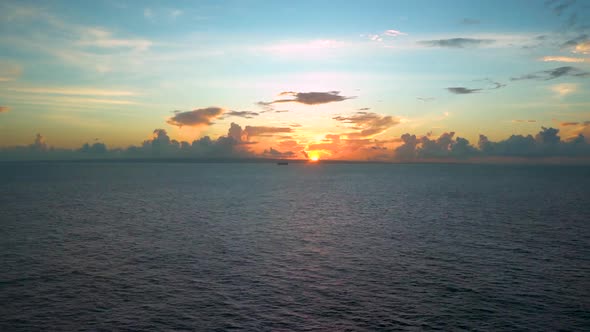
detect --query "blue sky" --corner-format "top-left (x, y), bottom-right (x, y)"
top-left (1, 0), bottom-right (589, 161)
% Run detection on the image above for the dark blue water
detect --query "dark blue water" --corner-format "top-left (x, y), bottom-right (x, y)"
top-left (1, 162), bottom-right (589, 331)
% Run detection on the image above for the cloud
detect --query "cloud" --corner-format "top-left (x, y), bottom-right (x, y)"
top-left (0, 61), bottom-right (22, 81)
top-left (243, 126), bottom-right (292, 138)
top-left (574, 41), bottom-right (590, 54)
top-left (460, 18), bottom-right (481, 25)
top-left (547, 0), bottom-right (576, 16)
top-left (167, 107), bottom-right (224, 127)
top-left (418, 38), bottom-right (495, 48)
top-left (394, 127), bottom-right (590, 161)
top-left (561, 34), bottom-right (588, 48)
top-left (383, 29), bottom-right (407, 37)
top-left (541, 56), bottom-right (590, 63)
top-left (144, 8), bottom-right (153, 19)
top-left (261, 91), bottom-right (354, 106)
top-left (222, 110), bottom-right (259, 119)
top-left (6, 86), bottom-right (139, 96)
top-left (2, 126), bottom-right (590, 162)
top-left (551, 83), bottom-right (578, 97)
top-left (169, 9), bottom-right (183, 19)
top-left (262, 147), bottom-right (296, 158)
top-left (513, 119), bottom-right (537, 123)
top-left (447, 87), bottom-right (482, 94)
top-left (333, 112), bottom-right (400, 138)
top-left (417, 97), bottom-right (435, 102)
top-left (511, 66), bottom-right (590, 81)
top-left (363, 29), bottom-right (407, 43)
top-left (0, 4), bottom-right (154, 73)
top-left (0, 106), bottom-right (9, 113)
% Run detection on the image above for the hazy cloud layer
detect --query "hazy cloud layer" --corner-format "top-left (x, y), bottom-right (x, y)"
top-left (419, 38), bottom-right (494, 48)
top-left (167, 107), bottom-right (224, 127)
top-left (511, 66), bottom-right (590, 81)
top-left (0, 61), bottom-right (22, 81)
top-left (561, 121), bottom-right (590, 126)
top-left (417, 97), bottom-right (435, 102)
top-left (333, 112), bottom-right (400, 138)
top-left (460, 18), bottom-right (481, 25)
top-left (243, 126), bottom-right (292, 138)
top-left (260, 91), bottom-right (353, 106)
top-left (542, 56), bottom-right (590, 63)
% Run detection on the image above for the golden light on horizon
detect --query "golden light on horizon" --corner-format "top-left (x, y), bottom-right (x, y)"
top-left (308, 151), bottom-right (320, 162)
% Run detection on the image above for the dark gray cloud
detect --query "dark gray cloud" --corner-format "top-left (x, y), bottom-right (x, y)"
top-left (476, 127), bottom-right (590, 157)
top-left (395, 127), bottom-right (590, 161)
top-left (395, 132), bottom-right (474, 160)
top-left (78, 142), bottom-right (107, 154)
top-left (260, 91), bottom-right (354, 106)
top-left (545, 0), bottom-right (590, 37)
top-left (447, 87), bottom-right (482, 94)
top-left (460, 18), bottom-right (481, 25)
top-left (0, 106), bottom-right (9, 113)
top-left (167, 107), bottom-right (224, 127)
top-left (333, 112), bottom-right (400, 138)
top-left (511, 66), bottom-right (590, 81)
top-left (561, 34), bottom-right (588, 48)
top-left (485, 79), bottom-right (507, 90)
top-left (447, 78), bottom-right (506, 95)
top-left (222, 110), bottom-right (259, 119)
top-left (547, 0), bottom-right (576, 16)
top-left (262, 147), bottom-right (296, 158)
top-left (419, 38), bottom-right (494, 48)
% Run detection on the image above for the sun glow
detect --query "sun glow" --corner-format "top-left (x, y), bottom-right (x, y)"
top-left (308, 152), bottom-right (320, 162)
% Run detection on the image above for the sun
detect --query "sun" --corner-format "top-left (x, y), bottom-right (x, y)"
top-left (308, 152), bottom-right (320, 162)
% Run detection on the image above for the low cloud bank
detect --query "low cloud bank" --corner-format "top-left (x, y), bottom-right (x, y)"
top-left (1, 127), bottom-right (590, 163)
top-left (395, 127), bottom-right (590, 161)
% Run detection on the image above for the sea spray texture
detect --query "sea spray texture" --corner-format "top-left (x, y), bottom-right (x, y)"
top-left (1, 163), bottom-right (589, 330)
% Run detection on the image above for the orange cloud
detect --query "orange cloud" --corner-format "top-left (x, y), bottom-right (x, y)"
top-left (573, 41), bottom-right (590, 54)
top-left (541, 56), bottom-right (589, 63)
top-left (333, 112), bottom-right (400, 138)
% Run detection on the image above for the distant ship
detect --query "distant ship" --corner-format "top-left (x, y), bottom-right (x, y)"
top-left (277, 162), bottom-right (288, 165)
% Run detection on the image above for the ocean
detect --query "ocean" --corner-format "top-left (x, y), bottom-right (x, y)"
top-left (1, 162), bottom-right (589, 331)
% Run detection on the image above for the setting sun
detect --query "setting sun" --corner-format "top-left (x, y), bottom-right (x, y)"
top-left (308, 152), bottom-right (320, 162)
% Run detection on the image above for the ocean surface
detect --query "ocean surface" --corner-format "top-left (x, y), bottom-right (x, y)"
top-left (1, 162), bottom-right (589, 331)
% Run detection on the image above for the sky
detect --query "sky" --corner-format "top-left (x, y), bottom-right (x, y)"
top-left (1, 0), bottom-right (590, 162)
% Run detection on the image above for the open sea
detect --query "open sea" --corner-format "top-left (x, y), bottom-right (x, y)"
top-left (1, 162), bottom-right (589, 331)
